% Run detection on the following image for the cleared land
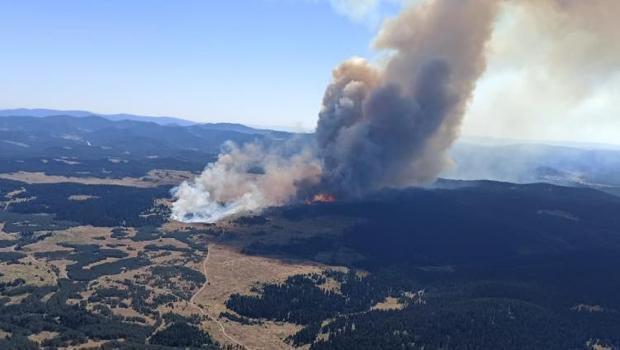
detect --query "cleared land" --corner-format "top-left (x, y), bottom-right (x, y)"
top-left (193, 243), bottom-right (325, 350)
top-left (0, 169), bottom-right (195, 188)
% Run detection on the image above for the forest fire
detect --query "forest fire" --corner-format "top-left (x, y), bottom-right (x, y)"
top-left (307, 193), bottom-right (336, 204)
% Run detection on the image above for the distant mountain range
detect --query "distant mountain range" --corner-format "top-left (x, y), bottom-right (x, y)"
top-left (0, 114), bottom-right (293, 157)
top-left (0, 113), bottom-right (300, 178)
top-left (0, 108), bottom-right (196, 126)
top-left (1, 109), bottom-right (619, 195)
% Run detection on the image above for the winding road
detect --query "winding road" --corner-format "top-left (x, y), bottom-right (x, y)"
top-left (188, 247), bottom-right (251, 350)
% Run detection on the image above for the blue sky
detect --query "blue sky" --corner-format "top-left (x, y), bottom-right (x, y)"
top-left (0, 0), bottom-right (399, 130)
top-left (1, 0), bottom-right (618, 144)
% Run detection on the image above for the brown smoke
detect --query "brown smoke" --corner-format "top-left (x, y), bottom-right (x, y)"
top-left (316, 0), bottom-right (500, 195)
top-left (172, 0), bottom-right (615, 223)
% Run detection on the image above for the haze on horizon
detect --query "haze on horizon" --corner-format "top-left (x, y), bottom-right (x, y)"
top-left (1, 0), bottom-right (618, 145)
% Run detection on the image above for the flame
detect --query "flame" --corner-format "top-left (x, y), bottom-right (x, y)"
top-left (307, 193), bottom-right (336, 204)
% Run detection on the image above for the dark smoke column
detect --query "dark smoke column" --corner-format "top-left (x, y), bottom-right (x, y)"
top-left (316, 0), bottom-right (500, 197)
top-left (171, 0), bottom-right (503, 223)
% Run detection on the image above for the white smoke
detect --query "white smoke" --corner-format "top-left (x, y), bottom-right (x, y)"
top-left (171, 0), bottom-right (616, 223)
top-left (171, 141), bottom-right (321, 223)
top-left (464, 0), bottom-right (620, 144)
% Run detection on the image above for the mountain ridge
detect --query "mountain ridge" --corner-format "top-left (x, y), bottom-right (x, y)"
top-left (0, 108), bottom-right (196, 126)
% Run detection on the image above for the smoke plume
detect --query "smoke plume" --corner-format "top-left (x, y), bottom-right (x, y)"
top-left (171, 141), bottom-right (321, 223)
top-left (463, 0), bottom-right (620, 144)
top-left (171, 0), bottom-right (612, 223)
top-left (316, 0), bottom-right (499, 195)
